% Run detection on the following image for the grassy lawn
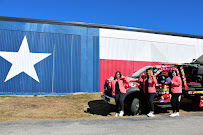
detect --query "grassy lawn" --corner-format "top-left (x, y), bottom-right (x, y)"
top-left (0, 93), bottom-right (203, 122)
top-left (0, 93), bottom-right (117, 122)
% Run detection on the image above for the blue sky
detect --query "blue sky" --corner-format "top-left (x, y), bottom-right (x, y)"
top-left (0, 0), bottom-right (202, 35)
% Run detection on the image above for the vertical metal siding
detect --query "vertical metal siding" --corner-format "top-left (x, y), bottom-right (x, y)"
top-left (85, 29), bottom-right (100, 93)
top-left (53, 34), bottom-right (81, 94)
top-left (53, 34), bottom-right (71, 94)
top-left (86, 34), bottom-right (94, 93)
top-left (80, 36), bottom-right (87, 92)
top-left (93, 36), bottom-right (99, 92)
top-left (0, 20), bottom-right (100, 95)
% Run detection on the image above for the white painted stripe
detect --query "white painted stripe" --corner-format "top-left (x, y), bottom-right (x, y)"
top-left (99, 28), bottom-right (199, 45)
top-left (99, 28), bottom-right (203, 63)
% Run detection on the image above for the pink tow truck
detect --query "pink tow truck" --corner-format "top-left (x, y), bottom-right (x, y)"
top-left (102, 58), bottom-right (203, 115)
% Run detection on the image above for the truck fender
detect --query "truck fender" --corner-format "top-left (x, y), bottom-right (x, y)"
top-left (125, 88), bottom-right (141, 97)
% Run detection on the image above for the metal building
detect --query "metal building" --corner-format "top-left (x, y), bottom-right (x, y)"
top-left (0, 16), bottom-right (203, 95)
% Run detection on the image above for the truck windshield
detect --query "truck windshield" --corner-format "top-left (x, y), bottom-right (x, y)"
top-left (195, 55), bottom-right (203, 63)
top-left (131, 66), bottom-right (150, 78)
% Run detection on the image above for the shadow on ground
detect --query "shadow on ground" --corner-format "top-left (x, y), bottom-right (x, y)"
top-left (85, 98), bottom-right (203, 117)
top-left (154, 99), bottom-right (203, 114)
top-left (85, 100), bottom-right (171, 116)
top-left (85, 100), bottom-right (116, 116)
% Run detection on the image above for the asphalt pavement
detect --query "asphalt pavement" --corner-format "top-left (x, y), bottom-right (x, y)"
top-left (0, 113), bottom-right (203, 135)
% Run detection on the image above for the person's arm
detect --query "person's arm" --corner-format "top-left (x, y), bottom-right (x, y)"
top-left (121, 76), bottom-right (129, 83)
top-left (138, 73), bottom-right (145, 83)
top-left (171, 77), bottom-right (182, 86)
top-left (152, 77), bottom-right (157, 84)
top-left (108, 80), bottom-right (112, 88)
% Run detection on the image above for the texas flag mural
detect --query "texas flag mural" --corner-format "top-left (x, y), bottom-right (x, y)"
top-left (0, 18), bottom-right (201, 95)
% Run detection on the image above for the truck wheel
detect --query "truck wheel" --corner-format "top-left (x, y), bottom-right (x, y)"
top-left (131, 98), bottom-right (140, 115)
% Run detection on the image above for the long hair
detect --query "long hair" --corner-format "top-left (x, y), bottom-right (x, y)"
top-left (114, 71), bottom-right (122, 80)
top-left (168, 70), bottom-right (173, 78)
top-left (172, 70), bottom-right (178, 76)
top-left (146, 69), bottom-right (153, 78)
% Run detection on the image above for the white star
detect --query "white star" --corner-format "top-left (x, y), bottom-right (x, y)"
top-left (0, 36), bottom-right (51, 82)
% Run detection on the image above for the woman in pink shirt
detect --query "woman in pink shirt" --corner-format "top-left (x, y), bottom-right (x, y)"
top-left (108, 71), bottom-right (129, 117)
top-left (169, 70), bottom-right (182, 117)
top-left (139, 69), bottom-right (157, 117)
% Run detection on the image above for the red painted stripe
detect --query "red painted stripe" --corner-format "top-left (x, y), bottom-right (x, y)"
top-left (100, 59), bottom-right (160, 92)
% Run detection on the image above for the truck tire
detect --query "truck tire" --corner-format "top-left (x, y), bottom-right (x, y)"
top-left (131, 98), bottom-right (140, 115)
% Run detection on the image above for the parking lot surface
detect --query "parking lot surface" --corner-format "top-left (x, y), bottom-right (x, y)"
top-left (0, 113), bottom-right (203, 135)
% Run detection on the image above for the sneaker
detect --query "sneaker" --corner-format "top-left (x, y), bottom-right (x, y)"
top-left (169, 112), bottom-right (179, 117)
top-left (115, 113), bottom-right (118, 117)
top-left (169, 113), bottom-right (176, 117)
top-left (147, 112), bottom-right (155, 117)
top-left (119, 111), bottom-right (124, 116)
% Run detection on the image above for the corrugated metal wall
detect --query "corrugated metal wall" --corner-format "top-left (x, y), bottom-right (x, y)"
top-left (0, 20), bottom-right (99, 95)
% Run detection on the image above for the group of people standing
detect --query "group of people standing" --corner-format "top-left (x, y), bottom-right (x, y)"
top-left (108, 69), bottom-right (182, 117)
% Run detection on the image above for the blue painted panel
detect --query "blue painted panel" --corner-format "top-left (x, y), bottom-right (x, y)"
top-left (0, 20), bottom-right (100, 95)
top-left (93, 36), bottom-right (100, 92)
top-left (85, 28), bottom-right (100, 93)
top-left (80, 35), bottom-right (87, 92)
top-left (86, 33), bottom-right (94, 92)
top-left (53, 34), bottom-right (81, 94)
top-left (0, 30), bottom-right (53, 94)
